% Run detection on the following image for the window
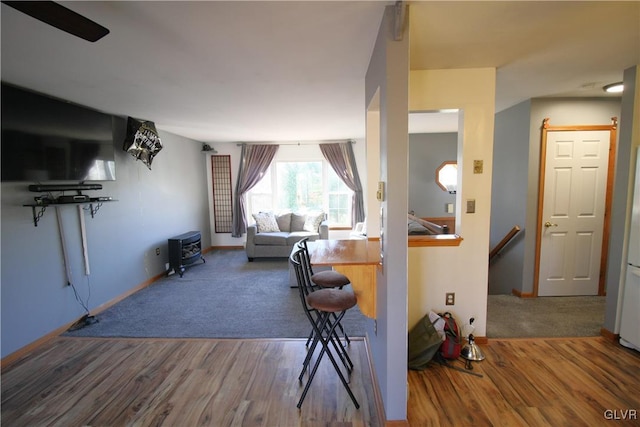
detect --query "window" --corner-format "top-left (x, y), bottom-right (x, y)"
top-left (247, 167), bottom-right (273, 214)
top-left (247, 159), bottom-right (353, 227)
top-left (436, 161), bottom-right (457, 194)
top-left (276, 161), bottom-right (323, 212)
top-left (328, 171), bottom-right (351, 226)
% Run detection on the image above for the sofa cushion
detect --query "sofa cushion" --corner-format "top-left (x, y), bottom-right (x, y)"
top-left (276, 213), bottom-right (292, 232)
top-left (291, 213), bottom-right (307, 231)
top-left (304, 212), bottom-right (325, 232)
top-left (254, 232), bottom-right (289, 246)
top-left (253, 212), bottom-right (280, 233)
top-left (286, 231), bottom-right (320, 246)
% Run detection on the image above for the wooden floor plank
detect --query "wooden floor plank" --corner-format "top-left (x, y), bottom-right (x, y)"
top-left (408, 337), bottom-right (640, 427)
top-left (2, 337), bottom-right (378, 426)
top-left (3, 336), bottom-right (639, 426)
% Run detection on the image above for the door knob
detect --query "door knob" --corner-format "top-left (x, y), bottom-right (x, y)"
top-left (544, 221), bottom-right (558, 228)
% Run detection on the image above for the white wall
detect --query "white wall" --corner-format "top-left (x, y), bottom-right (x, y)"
top-left (1, 118), bottom-right (211, 358)
top-left (408, 68), bottom-right (496, 337)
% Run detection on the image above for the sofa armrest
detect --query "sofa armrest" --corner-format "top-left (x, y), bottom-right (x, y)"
top-left (319, 220), bottom-right (329, 239)
top-left (245, 224), bottom-right (257, 258)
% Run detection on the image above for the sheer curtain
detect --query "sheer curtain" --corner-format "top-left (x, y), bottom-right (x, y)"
top-left (320, 141), bottom-right (365, 227)
top-left (231, 144), bottom-right (279, 237)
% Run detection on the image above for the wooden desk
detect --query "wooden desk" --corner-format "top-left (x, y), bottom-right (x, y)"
top-left (308, 239), bottom-right (380, 319)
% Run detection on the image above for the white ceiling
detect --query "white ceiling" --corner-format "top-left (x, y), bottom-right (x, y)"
top-left (1, 1), bottom-right (638, 143)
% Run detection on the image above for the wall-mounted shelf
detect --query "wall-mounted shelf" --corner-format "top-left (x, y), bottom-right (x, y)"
top-left (23, 199), bottom-right (116, 227)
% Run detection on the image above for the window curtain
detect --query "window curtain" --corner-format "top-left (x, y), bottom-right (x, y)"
top-left (231, 144), bottom-right (279, 237)
top-left (320, 141), bottom-right (365, 227)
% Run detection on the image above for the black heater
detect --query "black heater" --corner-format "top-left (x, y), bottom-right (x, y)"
top-left (168, 231), bottom-right (205, 277)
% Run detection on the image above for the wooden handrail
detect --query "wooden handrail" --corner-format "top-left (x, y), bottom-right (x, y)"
top-left (489, 225), bottom-right (521, 262)
top-left (408, 214), bottom-right (449, 234)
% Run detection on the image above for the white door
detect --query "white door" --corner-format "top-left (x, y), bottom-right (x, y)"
top-left (538, 130), bottom-right (610, 296)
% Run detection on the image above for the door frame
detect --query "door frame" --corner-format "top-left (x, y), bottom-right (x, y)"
top-left (533, 117), bottom-right (618, 297)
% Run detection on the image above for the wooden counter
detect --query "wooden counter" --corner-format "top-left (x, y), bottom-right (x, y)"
top-left (308, 239), bottom-right (380, 319)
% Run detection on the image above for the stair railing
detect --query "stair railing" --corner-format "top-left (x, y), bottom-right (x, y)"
top-left (489, 225), bottom-right (521, 262)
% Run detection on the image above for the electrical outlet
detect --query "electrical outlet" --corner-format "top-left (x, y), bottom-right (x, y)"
top-left (155, 247), bottom-right (160, 256)
top-left (446, 292), bottom-right (455, 305)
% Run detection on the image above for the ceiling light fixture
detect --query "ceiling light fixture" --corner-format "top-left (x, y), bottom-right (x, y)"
top-left (603, 82), bottom-right (624, 93)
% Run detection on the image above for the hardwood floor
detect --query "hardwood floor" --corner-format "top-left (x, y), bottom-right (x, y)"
top-left (1, 337), bottom-right (380, 426)
top-left (3, 336), bottom-right (639, 426)
top-left (408, 337), bottom-right (640, 426)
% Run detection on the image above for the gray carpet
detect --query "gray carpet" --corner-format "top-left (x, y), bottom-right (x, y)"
top-left (487, 294), bottom-right (606, 338)
top-left (64, 250), bottom-right (366, 339)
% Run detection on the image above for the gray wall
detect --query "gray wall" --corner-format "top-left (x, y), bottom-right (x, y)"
top-left (408, 132), bottom-right (457, 218)
top-left (489, 100), bottom-right (531, 294)
top-left (1, 117), bottom-right (211, 358)
top-left (365, 4), bottom-right (409, 421)
top-left (605, 66), bottom-right (638, 333)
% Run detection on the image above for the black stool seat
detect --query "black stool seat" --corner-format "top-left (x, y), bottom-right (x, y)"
top-left (306, 288), bottom-right (356, 313)
top-left (311, 270), bottom-right (351, 288)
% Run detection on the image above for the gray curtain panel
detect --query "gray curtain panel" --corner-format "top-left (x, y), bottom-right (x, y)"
top-left (232, 144), bottom-right (279, 237)
top-left (319, 141), bottom-right (365, 227)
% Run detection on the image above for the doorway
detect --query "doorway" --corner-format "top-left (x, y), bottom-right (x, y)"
top-left (534, 118), bottom-right (617, 297)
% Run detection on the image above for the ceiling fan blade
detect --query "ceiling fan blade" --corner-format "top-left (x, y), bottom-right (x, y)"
top-left (2, 1), bottom-right (109, 42)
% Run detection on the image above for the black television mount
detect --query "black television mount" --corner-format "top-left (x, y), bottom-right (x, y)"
top-left (24, 183), bottom-right (115, 226)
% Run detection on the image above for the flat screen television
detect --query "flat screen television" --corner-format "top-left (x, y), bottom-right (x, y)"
top-left (1, 83), bottom-right (116, 182)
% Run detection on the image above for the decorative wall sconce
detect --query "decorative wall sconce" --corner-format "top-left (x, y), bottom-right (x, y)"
top-left (436, 161), bottom-right (457, 194)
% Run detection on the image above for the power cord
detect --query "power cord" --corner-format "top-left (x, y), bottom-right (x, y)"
top-left (67, 277), bottom-right (99, 331)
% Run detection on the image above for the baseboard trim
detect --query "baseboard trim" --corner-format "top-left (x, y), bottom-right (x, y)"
top-left (90, 271), bottom-right (166, 317)
top-left (600, 327), bottom-right (618, 343)
top-left (386, 421), bottom-right (410, 426)
top-left (512, 289), bottom-right (535, 298)
top-left (474, 336), bottom-right (489, 345)
top-left (364, 334), bottom-right (388, 426)
top-left (363, 333), bottom-right (410, 426)
top-left (1, 270), bottom-right (167, 369)
top-left (1, 321), bottom-right (75, 369)
top-left (209, 245), bottom-right (244, 250)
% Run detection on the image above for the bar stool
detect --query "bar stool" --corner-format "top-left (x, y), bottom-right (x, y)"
top-left (299, 238), bottom-right (351, 290)
top-left (290, 247), bottom-right (360, 409)
top-left (298, 238), bottom-right (352, 346)
top-left (294, 241), bottom-right (354, 374)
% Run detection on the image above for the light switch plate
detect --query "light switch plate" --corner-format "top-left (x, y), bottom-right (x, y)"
top-left (466, 199), bottom-right (476, 213)
top-left (474, 160), bottom-right (483, 174)
top-left (376, 181), bottom-right (385, 201)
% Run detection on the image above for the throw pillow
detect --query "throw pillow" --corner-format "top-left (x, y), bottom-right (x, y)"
top-left (276, 213), bottom-right (292, 232)
top-left (304, 212), bottom-right (325, 232)
top-left (252, 212), bottom-right (280, 233)
top-left (290, 213), bottom-right (307, 232)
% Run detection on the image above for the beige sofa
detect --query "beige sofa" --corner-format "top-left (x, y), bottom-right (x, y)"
top-left (245, 212), bottom-right (328, 261)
